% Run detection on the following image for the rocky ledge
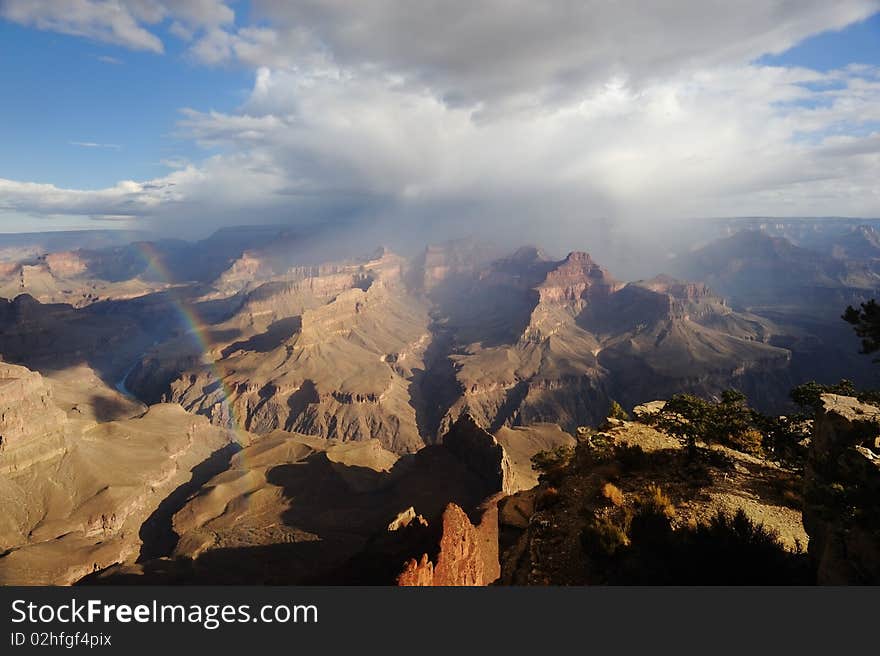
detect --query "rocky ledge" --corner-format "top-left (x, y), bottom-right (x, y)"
top-left (803, 394), bottom-right (880, 584)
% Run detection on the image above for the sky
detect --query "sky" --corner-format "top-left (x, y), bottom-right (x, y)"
top-left (0, 1), bottom-right (879, 241)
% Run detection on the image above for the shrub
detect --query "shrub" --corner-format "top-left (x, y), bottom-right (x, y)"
top-left (531, 446), bottom-right (574, 471)
top-left (655, 394), bottom-right (713, 449)
top-left (727, 427), bottom-right (764, 455)
top-left (665, 509), bottom-right (811, 584)
top-left (790, 379), bottom-right (857, 412)
top-left (614, 443), bottom-right (647, 470)
top-left (752, 413), bottom-right (809, 463)
top-left (790, 379), bottom-right (880, 413)
top-left (531, 445), bottom-right (574, 485)
top-left (653, 390), bottom-right (768, 456)
top-left (591, 461), bottom-right (623, 481)
top-left (628, 485), bottom-right (676, 548)
top-left (600, 482), bottom-right (625, 507)
top-left (683, 458), bottom-right (714, 488)
top-left (702, 447), bottom-right (734, 470)
top-left (762, 470), bottom-right (803, 510)
top-left (596, 506), bottom-right (811, 584)
top-left (843, 299), bottom-right (880, 359)
top-left (607, 400), bottom-right (630, 421)
top-left (580, 516), bottom-right (629, 558)
top-left (638, 485), bottom-right (675, 520)
top-left (690, 509), bottom-right (784, 561)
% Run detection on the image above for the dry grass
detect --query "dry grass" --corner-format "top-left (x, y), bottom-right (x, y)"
top-left (580, 515), bottom-right (629, 558)
top-left (601, 482), bottom-right (625, 507)
top-left (638, 484), bottom-right (676, 520)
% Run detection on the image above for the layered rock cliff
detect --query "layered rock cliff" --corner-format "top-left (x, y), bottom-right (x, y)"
top-left (109, 243), bottom-right (814, 454)
top-left (439, 249), bottom-right (791, 434)
top-left (154, 252), bottom-right (432, 453)
top-left (0, 362), bottom-right (238, 585)
top-left (0, 362), bottom-right (68, 470)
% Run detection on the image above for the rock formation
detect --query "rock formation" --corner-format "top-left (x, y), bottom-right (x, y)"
top-left (87, 416), bottom-right (569, 585)
top-left (440, 248), bottom-right (791, 433)
top-left (803, 394), bottom-right (880, 584)
top-left (4, 231), bottom-right (878, 586)
top-left (674, 230), bottom-right (880, 309)
top-left (442, 413), bottom-right (515, 494)
top-left (23, 239), bottom-right (824, 459)
top-left (0, 360), bottom-right (239, 585)
top-left (0, 254), bottom-right (170, 308)
top-left (159, 251), bottom-right (432, 454)
top-left (0, 362), bottom-right (68, 467)
top-left (397, 500), bottom-right (501, 586)
top-left (501, 414), bottom-right (809, 584)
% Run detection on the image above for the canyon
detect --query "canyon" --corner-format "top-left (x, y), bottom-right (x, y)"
top-left (1, 221), bottom-right (878, 584)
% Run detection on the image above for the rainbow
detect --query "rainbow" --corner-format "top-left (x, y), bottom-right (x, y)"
top-left (134, 241), bottom-right (249, 447)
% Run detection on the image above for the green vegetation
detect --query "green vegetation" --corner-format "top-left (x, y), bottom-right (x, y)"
top-left (652, 390), bottom-right (752, 451)
top-left (727, 427), bottom-right (764, 454)
top-left (750, 413), bottom-right (809, 463)
top-left (844, 299), bottom-right (880, 359)
top-left (634, 388), bottom-right (815, 462)
top-left (568, 298), bottom-right (880, 584)
top-left (626, 485), bottom-right (676, 549)
top-left (625, 301), bottom-right (880, 463)
top-left (636, 484), bottom-right (675, 520)
top-left (790, 378), bottom-right (880, 412)
top-left (642, 389), bottom-right (765, 456)
top-left (607, 399), bottom-right (630, 421)
top-left (791, 379), bottom-right (856, 411)
top-left (614, 443), bottom-right (648, 470)
top-left (531, 445), bottom-right (575, 486)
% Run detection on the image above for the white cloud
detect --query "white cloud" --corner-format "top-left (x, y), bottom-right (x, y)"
top-left (162, 0), bottom-right (232, 28)
top-left (200, 1), bottom-right (880, 107)
top-left (3, 1), bottom-right (880, 242)
top-left (168, 63), bottom-right (880, 224)
top-left (5, 60), bottom-right (880, 239)
top-left (0, 156), bottom-right (295, 232)
top-left (69, 141), bottom-right (122, 149)
top-left (0, 0), bottom-right (234, 52)
top-left (0, 175), bottom-right (182, 217)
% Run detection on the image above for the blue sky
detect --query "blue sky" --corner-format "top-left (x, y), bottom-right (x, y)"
top-left (0, 20), bottom-right (250, 191)
top-left (758, 11), bottom-right (880, 71)
top-left (1, 2), bottom-right (879, 236)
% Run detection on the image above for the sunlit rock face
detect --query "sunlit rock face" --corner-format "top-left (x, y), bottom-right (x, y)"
top-left (0, 359), bottom-right (238, 585)
top-left (0, 362), bottom-right (67, 461)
